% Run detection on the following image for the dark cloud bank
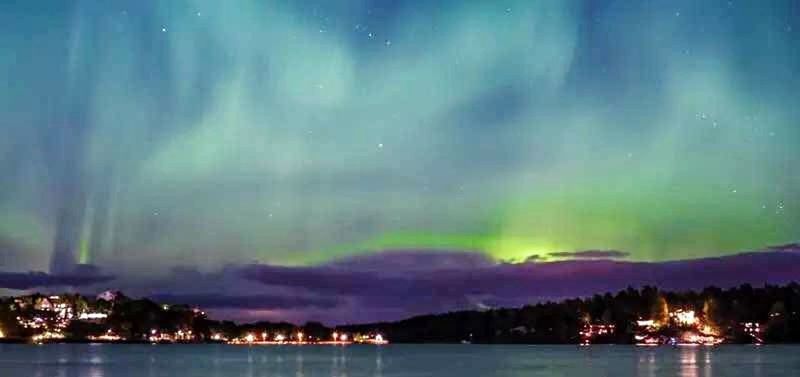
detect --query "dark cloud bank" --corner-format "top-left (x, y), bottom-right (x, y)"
top-left (547, 250), bottom-right (631, 259)
top-left (0, 264), bottom-right (113, 290)
top-left (150, 294), bottom-right (339, 311)
top-left (235, 248), bottom-right (800, 316)
top-left (3, 247), bottom-right (799, 324)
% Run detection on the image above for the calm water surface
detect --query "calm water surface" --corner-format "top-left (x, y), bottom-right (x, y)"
top-left (0, 344), bottom-right (797, 377)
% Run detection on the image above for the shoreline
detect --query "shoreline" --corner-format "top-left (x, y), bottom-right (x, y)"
top-left (0, 339), bottom-right (788, 346)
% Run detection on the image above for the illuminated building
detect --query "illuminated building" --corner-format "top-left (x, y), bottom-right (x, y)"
top-left (88, 330), bottom-right (123, 342)
top-left (372, 334), bottom-right (388, 344)
top-left (34, 297), bottom-right (54, 311)
top-left (32, 331), bottom-right (65, 343)
top-left (78, 312), bottom-right (108, 321)
top-left (96, 291), bottom-right (118, 302)
top-left (634, 335), bottom-right (661, 346)
top-left (741, 322), bottom-right (764, 344)
top-left (330, 331), bottom-right (350, 343)
top-left (172, 329), bottom-right (194, 341)
top-left (636, 320), bottom-right (655, 328)
top-left (353, 333), bottom-right (389, 345)
top-left (671, 309), bottom-right (697, 326)
top-left (677, 331), bottom-right (723, 346)
top-left (579, 323), bottom-right (615, 345)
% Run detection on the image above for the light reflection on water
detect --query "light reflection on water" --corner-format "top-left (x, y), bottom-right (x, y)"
top-left (678, 347), bottom-right (698, 377)
top-left (636, 349), bottom-right (657, 377)
top-left (0, 344), bottom-right (796, 377)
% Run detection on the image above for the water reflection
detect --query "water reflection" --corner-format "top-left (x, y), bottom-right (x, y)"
top-left (375, 348), bottom-right (383, 377)
top-left (678, 347), bottom-right (718, 377)
top-left (295, 352), bottom-right (304, 377)
top-left (331, 346), bottom-right (348, 377)
top-left (753, 350), bottom-right (763, 377)
top-left (702, 349), bottom-right (712, 377)
top-left (636, 350), bottom-right (657, 377)
top-left (679, 347), bottom-right (698, 377)
top-left (86, 366), bottom-right (104, 377)
top-left (1, 344), bottom-right (797, 377)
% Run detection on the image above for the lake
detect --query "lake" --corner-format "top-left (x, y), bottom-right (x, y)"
top-left (0, 344), bottom-right (797, 376)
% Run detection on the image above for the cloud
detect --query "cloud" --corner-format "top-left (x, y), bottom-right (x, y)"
top-left (767, 243), bottom-right (800, 252)
top-left (230, 246), bottom-right (800, 323)
top-left (523, 254), bottom-right (544, 263)
top-left (325, 249), bottom-right (495, 272)
top-left (60, 244), bottom-right (800, 324)
top-left (500, 254), bottom-right (543, 264)
top-left (547, 250), bottom-right (631, 259)
top-left (149, 293), bottom-right (339, 310)
top-left (0, 265), bottom-right (114, 290)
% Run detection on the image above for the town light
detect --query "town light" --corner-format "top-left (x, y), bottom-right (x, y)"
top-left (79, 312), bottom-right (108, 320)
top-left (245, 333), bottom-right (255, 343)
top-left (672, 310), bottom-right (697, 326)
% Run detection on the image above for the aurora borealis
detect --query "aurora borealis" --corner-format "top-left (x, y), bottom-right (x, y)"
top-left (0, 0), bottom-right (798, 323)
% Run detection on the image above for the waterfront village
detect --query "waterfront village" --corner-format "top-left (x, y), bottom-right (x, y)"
top-left (0, 284), bottom-right (792, 346)
top-left (0, 291), bottom-right (387, 345)
top-left (579, 308), bottom-right (762, 347)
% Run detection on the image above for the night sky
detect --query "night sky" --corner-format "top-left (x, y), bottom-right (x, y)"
top-left (1, 0), bottom-right (798, 324)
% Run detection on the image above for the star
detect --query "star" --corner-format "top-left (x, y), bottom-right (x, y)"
top-left (377, 143), bottom-right (384, 149)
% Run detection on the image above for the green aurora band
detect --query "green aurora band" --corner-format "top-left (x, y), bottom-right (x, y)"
top-left (0, 0), bottom-right (797, 275)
